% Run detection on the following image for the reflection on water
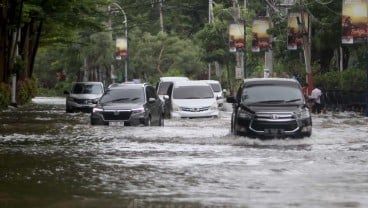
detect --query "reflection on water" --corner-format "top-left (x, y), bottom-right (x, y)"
top-left (1, 97), bottom-right (368, 207)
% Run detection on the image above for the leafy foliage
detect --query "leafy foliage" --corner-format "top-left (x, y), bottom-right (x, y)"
top-left (0, 83), bottom-right (11, 109)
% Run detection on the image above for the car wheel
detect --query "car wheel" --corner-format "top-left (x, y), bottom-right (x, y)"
top-left (305, 129), bottom-right (312, 137)
top-left (91, 118), bottom-right (105, 125)
top-left (66, 106), bottom-right (74, 113)
top-left (231, 113), bottom-right (240, 136)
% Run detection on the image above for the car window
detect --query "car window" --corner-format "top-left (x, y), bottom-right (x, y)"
top-left (146, 86), bottom-right (157, 100)
top-left (173, 85), bottom-right (214, 99)
top-left (209, 83), bottom-right (221, 92)
top-left (157, 82), bottom-right (172, 95)
top-left (99, 88), bottom-right (144, 104)
top-left (72, 83), bottom-right (103, 94)
top-left (241, 85), bottom-right (303, 103)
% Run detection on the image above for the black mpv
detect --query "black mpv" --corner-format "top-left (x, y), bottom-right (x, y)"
top-left (91, 83), bottom-right (164, 126)
top-left (227, 78), bottom-right (312, 138)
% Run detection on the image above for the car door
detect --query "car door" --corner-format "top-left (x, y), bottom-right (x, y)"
top-left (146, 86), bottom-right (161, 124)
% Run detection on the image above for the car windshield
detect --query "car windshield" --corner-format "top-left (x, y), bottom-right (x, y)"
top-left (173, 85), bottom-right (214, 99)
top-left (241, 85), bottom-right (303, 104)
top-left (99, 88), bottom-right (144, 104)
top-left (209, 83), bottom-right (221, 92)
top-left (72, 83), bottom-right (103, 94)
top-left (157, 82), bottom-right (172, 95)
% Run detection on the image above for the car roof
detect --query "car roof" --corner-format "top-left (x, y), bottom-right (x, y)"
top-left (199, 80), bottom-right (221, 84)
top-left (159, 76), bottom-right (189, 82)
top-left (73, 81), bottom-right (103, 85)
top-left (173, 80), bottom-right (211, 87)
top-left (108, 83), bottom-right (150, 90)
top-left (243, 78), bottom-right (300, 87)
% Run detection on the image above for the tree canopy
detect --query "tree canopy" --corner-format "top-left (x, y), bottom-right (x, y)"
top-left (1, 0), bottom-right (367, 95)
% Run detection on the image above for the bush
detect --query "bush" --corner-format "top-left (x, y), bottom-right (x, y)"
top-left (17, 77), bottom-right (38, 105)
top-left (0, 82), bottom-right (11, 109)
top-left (314, 69), bottom-right (367, 91)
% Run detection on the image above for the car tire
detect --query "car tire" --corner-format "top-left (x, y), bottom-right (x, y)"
top-left (231, 113), bottom-right (240, 136)
top-left (66, 106), bottom-right (74, 113)
top-left (305, 130), bottom-right (312, 137)
top-left (91, 118), bottom-right (106, 125)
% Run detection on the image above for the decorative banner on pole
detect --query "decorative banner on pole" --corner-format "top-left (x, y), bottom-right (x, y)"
top-left (229, 22), bottom-right (245, 52)
top-left (116, 37), bottom-right (128, 60)
top-left (287, 11), bottom-right (309, 50)
top-left (251, 17), bottom-right (271, 52)
top-left (342, 0), bottom-right (368, 44)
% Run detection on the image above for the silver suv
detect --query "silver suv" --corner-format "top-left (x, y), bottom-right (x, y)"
top-left (64, 82), bottom-right (104, 113)
top-left (227, 78), bottom-right (312, 138)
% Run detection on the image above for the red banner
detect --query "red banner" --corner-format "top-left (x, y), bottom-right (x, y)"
top-left (251, 18), bottom-right (271, 52)
top-left (287, 11), bottom-right (309, 50)
top-left (116, 37), bottom-right (128, 60)
top-left (342, 0), bottom-right (368, 44)
top-left (229, 22), bottom-right (245, 52)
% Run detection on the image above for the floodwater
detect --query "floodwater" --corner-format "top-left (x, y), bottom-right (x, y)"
top-left (1, 97), bottom-right (368, 208)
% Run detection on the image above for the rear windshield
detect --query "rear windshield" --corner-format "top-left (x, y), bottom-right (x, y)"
top-left (72, 83), bottom-right (103, 94)
top-left (99, 88), bottom-right (144, 104)
top-left (241, 85), bottom-right (304, 104)
top-left (173, 85), bottom-right (214, 99)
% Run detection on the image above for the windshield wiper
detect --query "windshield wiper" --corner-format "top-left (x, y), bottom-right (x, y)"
top-left (111, 98), bottom-right (129, 102)
top-left (285, 98), bottom-right (301, 103)
top-left (131, 97), bottom-right (142, 101)
top-left (251, 100), bottom-right (285, 104)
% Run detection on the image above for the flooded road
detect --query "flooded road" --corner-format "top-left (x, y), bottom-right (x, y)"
top-left (1, 97), bottom-right (368, 208)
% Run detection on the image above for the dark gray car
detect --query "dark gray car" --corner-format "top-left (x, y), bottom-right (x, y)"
top-left (227, 78), bottom-right (312, 138)
top-left (90, 83), bottom-right (164, 126)
top-left (64, 82), bottom-right (104, 113)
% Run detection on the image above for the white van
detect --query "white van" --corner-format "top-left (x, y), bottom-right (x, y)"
top-left (170, 81), bottom-right (219, 118)
top-left (156, 76), bottom-right (189, 101)
top-left (199, 80), bottom-right (225, 109)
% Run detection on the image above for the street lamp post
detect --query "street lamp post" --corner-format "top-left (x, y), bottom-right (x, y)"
top-left (111, 3), bottom-right (128, 82)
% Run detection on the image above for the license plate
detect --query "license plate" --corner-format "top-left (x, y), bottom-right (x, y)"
top-left (265, 129), bottom-right (283, 134)
top-left (109, 121), bottom-right (124, 126)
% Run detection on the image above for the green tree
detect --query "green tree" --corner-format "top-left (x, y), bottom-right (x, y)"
top-left (129, 30), bottom-right (204, 84)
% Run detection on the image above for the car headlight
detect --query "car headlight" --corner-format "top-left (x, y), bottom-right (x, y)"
top-left (92, 107), bottom-right (103, 113)
top-left (91, 98), bottom-right (99, 103)
top-left (238, 109), bottom-right (253, 119)
top-left (172, 103), bottom-right (180, 111)
top-left (67, 97), bottom-right (75, 102)
top-left (210, 102), bottom-right (218, 110)
top-left (132, 107), bottom-right (145, 114)
top-left (296, 108), bottom-right (311, 119)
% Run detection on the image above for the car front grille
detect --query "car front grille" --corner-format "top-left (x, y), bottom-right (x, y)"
top-left (250, 112), bottom-right (298, 132)
top-left (75, 99), bottom-right (92, 104)
top-left (181, 106), bottom-right (210, 112)
top-left (102, 110), bottom-right (132, 121)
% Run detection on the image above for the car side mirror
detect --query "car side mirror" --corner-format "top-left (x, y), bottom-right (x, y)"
top-left (148, 97), bottom-right (156, 103)
top-left (64, 90), bottom-right (70, 95)
top-left (163, 95), bottom-right (170, 100)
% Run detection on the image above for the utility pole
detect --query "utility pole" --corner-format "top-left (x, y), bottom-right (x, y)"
top-left (110, 3), bottom-right (128, 82)
top-left (159, 0), bottom-right (164, 32)
top-left (232, 0), bottom-right (245, 79)
top-left (208, 0), bottom-right (214, 80)
top-left (265, 4), bottom-right (273, 76)
top-left (151, 0), bottom-right (164, 32)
